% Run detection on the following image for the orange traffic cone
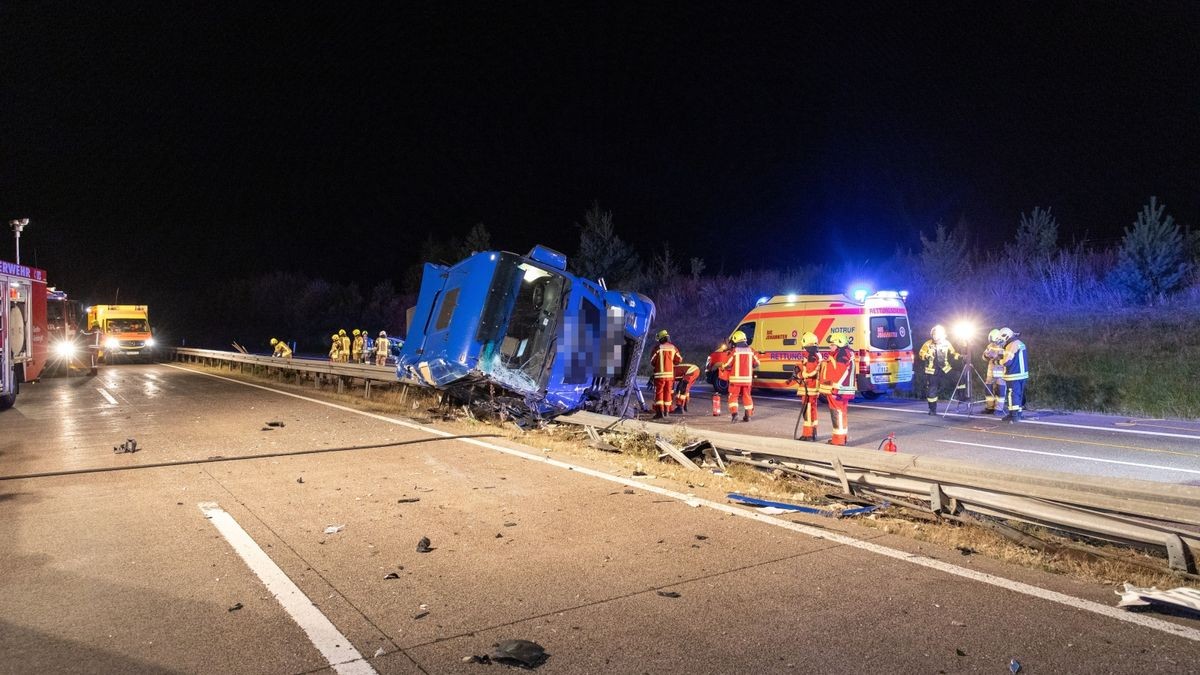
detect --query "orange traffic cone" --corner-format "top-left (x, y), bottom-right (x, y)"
top-left (878, 432), bottom-right (898, 453)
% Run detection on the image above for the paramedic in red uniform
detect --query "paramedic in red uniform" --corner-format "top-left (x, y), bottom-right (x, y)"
top-left (820, 332), bottom-right (856, 445)
top-left (705, 341), bottom-right (732, 416)
top-left (722, 330), bottom-right (760, 422)
top-left (789, 331), bottom-right (823, 441)
top-left (672, 363), bottom-right (701, 413)
top-left (650, 329), bottom-right (682, 419)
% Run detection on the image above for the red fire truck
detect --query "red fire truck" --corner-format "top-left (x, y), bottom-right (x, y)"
top-left (1, 258), bottom-right (48, 409)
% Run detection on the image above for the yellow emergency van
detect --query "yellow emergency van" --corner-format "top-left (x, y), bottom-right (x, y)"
top-left (729, 291), bottom-right (914, 398)
top-left (87, 304), bottom-right (155, 361)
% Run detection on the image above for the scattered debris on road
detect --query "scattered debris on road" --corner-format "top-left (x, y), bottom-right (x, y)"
top-left (373, 647), bottom-right (386, 657)
top-left (695, 535), bottom-right (708, 540)
top-left (113, 438), bottom-right (139, 454)
top-left (323, 524), bottom-right (345, 534)
top-left (413, 611), bottom-right (429, 620)
top-left (727, 493), bottom-right (883, 518)
top-left (396, 497), bottom-right (420, 503)
top-left (1116, 583), bottom-right (1200, 614)
top-left (656, 591), bottom-right (681, 598)
top-left (384, 572), bottom-right (400, 580)
top-left (488, 640), bottom-right (549, 669)
top-left (956, 545), bottom-right (976, 556)
top-left (416, 536), bottom-right (433, 553)
top-left (1010, 658), bottom-right (1022, 673)
top-left (227, 602), bottom-right (243, 612)
top-left (266, 421), bottom-right (285, 427)
top-left (623, 488), bottom-right (635, 495)
top-left (296, 477), bottom-right (304, 484)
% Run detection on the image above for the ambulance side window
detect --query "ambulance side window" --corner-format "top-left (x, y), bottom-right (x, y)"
top-left (736, 322), bottom-right (755, 344)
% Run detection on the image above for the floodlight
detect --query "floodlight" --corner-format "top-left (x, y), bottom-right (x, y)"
top-left (952, 320), bottom-right (976, 342)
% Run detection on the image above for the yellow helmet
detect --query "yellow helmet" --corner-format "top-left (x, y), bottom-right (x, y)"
top-left (656, 329), bottom-right (670, 341)
top-left (930, 324), bottom-right (946, 340)
top-left (332, 334), bottom-right (339, 340)
top-left (352, 329), bottom-right (360, 336)
top-left (827, 333), bottom-right (849, 348)
top-left (987, 328), bottom-right (1002, 344)
top-left (730, 330), bottom-right (748, 344)
top-left (270, 338), bottom-right (278, 345)
top-left (800, 332), bottom-right (819, 347)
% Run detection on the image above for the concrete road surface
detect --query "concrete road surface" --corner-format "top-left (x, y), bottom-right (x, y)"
top-left (1, 364), bottom-right (1197, 674)
top-left (676, 384), bottom-right (1200, 485)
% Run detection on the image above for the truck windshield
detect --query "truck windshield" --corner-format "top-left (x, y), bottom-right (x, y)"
top-left (108, 319), bottom-right (148, 333)
top-left (869, 316), bottom-right (911, 350)
top-left (476, 256), bottom-right (566, 389)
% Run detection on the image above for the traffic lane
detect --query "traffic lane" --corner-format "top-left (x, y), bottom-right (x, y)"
top-left (203, 436), bottom-right (841, 652)
top-left (675, 386), bottom-right (1200, 484)
top-left (0, 363), bottom-right (427, 478)
top-left (200, 422), bottom-right (1200, 673)
top-left (0, 468), bottom-right (335, 674)
top-left (407, 545), bottom-right (1197, 674)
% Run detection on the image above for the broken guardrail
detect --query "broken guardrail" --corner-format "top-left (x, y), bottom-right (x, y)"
top-left (559, 410), bottom-right (1200, 575)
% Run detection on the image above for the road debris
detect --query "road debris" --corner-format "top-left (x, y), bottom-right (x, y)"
top-left (260, 427), bottom-right (273, 431)
top-left (384, 572), bottom-right (400, 580)
top-left (489, 639), bottom-right (549, 669)
top-left (623, 488), bottom-right (635, 494)
top-left (503, 522), bottom-right (517, 527)
top-left (727, 493), bottom-right (883, 518)
top-left (956, 545), bottom-right (976, 556)
top-left (1116, 583), bottom-right (1200, 614)
top-left (416, 536), bottom-right (433, 553)
top-left (1009, 658), bottom-right (1022, 674)
top-left (655, 437), bottom-right (700, 470)
top-left (695, 535), bottom-right (708, 540)
top-left (113, 438), bottom-right (139, 454)
top-left (296, 477), bottom-right (304, 484)
top-left (656, 590), bottom-right (681, 598)
top-left (396, 497), bottom-right (421, 503)
top-left (227, 602), bottom-right (243, 612)
top-left (323, 524), bottom-right (345, 534)
top-left (373, 647), bottom-right (386, 657)
top-left (955, 647), bottom-right (966, 657)
top-left (413, 611), bottom-right (429, 620)
top-left (266, 421), bottom-right (285, 427)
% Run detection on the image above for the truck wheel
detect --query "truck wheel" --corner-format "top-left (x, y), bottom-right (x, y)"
top-left (860, 391), bottom-right (882, 400)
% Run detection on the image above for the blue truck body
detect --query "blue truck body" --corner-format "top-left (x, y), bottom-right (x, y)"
top-left (396, 246), bottom-right (655, 420)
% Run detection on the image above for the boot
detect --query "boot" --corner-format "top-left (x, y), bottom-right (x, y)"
top-left (742, 412), bottom-right (750, 422)
top-left (1001, 412), bottom-right (1013, 422)
top-left (927, 401), bottom-right (937, 415)
top-left (731, 413), bottom-right (738, 423)
top-left (1009, 411), bottom-right (1022, 423)
top-left (682, 403), bottom-right (688, 413)
top-left (800, 435), bottom-right (815, 442)
top-left (652, 411), bottom-right (663, 420)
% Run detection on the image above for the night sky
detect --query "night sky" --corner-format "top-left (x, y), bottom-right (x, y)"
top-left (3, 2), bottom-right (1198, 301)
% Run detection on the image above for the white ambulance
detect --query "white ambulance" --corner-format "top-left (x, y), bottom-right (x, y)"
top-left (729, 290), bottom-right (914, 398)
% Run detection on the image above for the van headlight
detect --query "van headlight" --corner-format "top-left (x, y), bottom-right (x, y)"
top-left (106, 337), bottom-right (120, 350)
top-left (145, 337), bottom-right (156, 347)
top-left (54, 341), bottom-right (77, 358)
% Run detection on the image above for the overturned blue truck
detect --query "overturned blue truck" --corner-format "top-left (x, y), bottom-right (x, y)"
top-left (396, 246), bottom-right (655, 423)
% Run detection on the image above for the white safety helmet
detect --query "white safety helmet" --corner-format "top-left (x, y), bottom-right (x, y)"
top-left (997, 327), bottom-right (1014, 342)
top-left (378, 331), bottom-right (387, 338)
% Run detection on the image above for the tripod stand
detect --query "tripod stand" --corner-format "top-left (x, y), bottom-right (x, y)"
top-left (944, 346), bottom-right (990, 416)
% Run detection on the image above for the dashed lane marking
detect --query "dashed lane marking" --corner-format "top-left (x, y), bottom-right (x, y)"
top-left (96, 387), bottom-right (118, 405)
top-left (199, 502), bottom-right (378, 675)
top-left (937, 439), bottom-right (1200, 476)
top-left (164, 364), bottom-right (1200, 645)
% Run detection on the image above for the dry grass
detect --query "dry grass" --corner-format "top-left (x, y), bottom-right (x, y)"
top-left (184, 361), bottom-right (1198, 591)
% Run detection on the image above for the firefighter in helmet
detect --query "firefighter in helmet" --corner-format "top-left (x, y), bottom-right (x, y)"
top-left (338, 329), bottom-right (351, 363)
top-left (375, 331), bottom-right (390, 366)
top-left (329, 333), bottom-right (343, 361)
top-left (721, 330), bottom-right (760, 422)
top-left (705, 341), bottom-right (732, 416)
top-left (819, 332), bottom-right (856, 444)
top-left (997, 327), bottom-right (1028, 422)
top-left (789, 331), bottom-right (824, 441)
top-left (672, 362), bottom-right (701, 413)
top-left (650, 329), bottom-right (682, 419)
top-left (351, 329), bottom-right (364, 363)
top-left (982, 328), bottom-right (1008, 415)
top-left (918, 324), bottom-right (961, 415)
top-left (270, 337), bottom-right (292, 359)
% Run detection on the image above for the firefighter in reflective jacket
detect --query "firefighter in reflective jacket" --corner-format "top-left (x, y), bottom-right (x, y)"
top-left (351, 329), bottom-right (364, 363)
top-left (721, 330), bottom-right (760, 422)
top-left (375, 331), bottom-right (390, 366)
top-left (982, 329), bottom-right (1008, 415)
top-left (329, 333), bottom-right (343, 361)
top-left (819, 333), bottom-right (856, 445)
top-left (918, 324), bottom-right (961, 415)
top-left (270, 338), bottom-right (292, 359)
top-left (650, 329), bottom-right (682, 419)
top-left (997, 327), bottom-right (1028, 423)
top-left (672, 363), bottom-right (701, 413)
top-left (705, 342), bottom-right (732, 416)
top-left (788, 331), bottom-right (823, 441)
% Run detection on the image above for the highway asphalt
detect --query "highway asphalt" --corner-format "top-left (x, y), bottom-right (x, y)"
top-left (1, 364), bottom-right (1198, 674)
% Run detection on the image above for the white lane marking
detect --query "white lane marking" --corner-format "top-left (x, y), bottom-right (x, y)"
top-left (937, 439), bottom-right (1200, 476)
top-left (166, 364), bottom-right (1200, 644)
top-left (850, 402), bottom-right (1200, 440)
top-left (96, 388), bottom-right (118, 405)
top-left (199, 502), bottom-right (378, 675)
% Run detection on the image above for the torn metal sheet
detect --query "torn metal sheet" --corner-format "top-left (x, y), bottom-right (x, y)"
top-left (1116, 583), bottom-right (1200, 614)
top-left (396, 246), bottom-right (655, 421)
top-left (727, 492), bottom-right (881, 518)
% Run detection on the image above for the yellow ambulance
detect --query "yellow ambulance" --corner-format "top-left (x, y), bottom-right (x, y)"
top-left (728, 290), bottom-right (914, 398)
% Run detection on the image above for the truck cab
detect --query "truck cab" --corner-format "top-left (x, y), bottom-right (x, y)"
top-left (1, 259), bottom-right (48, 409)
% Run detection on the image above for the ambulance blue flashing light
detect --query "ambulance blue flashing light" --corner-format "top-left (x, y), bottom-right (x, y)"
top-left (899, 290), bottom-right (909, 300)
top-left (852, 288), bottom-right (869, 303)
top-left (755, 296), bottom-right (770, 307)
